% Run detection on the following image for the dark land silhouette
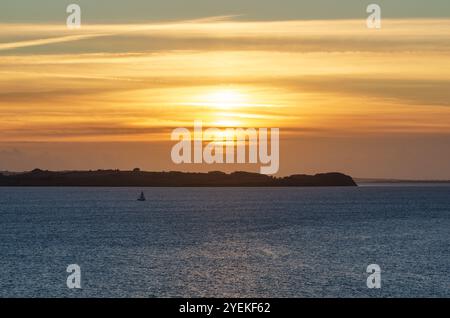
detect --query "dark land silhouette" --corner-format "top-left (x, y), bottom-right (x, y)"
top-left (0, 169), bottom-right (356, 187)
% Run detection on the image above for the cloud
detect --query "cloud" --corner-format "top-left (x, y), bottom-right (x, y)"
top-left (0, 19), bottom-right (449, 142)
top-left (1, 19), bottom-right (450, 54)
top-left (0, 33), bottom-right (113, 51)
top-left (267, 76), bottom-right (450, 107)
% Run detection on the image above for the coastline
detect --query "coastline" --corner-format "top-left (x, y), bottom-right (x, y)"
top-left (0, 170), bottom-right (357, 187)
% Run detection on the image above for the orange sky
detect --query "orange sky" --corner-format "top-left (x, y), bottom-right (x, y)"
top-left (0, 19), bottom-right (449, 178)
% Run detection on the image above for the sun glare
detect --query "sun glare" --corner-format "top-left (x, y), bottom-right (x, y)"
top-left (171, 87), bottom-right (265, 135)
top-left (200, 89), bottom-right (248, 110)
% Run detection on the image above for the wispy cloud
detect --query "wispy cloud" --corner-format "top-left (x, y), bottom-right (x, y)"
top-left (0, 19), bottom-right (449, 142)
top-left (1, 19), bottom-right (450, 54)
top-left (0, 33), bottom-right (111, 51)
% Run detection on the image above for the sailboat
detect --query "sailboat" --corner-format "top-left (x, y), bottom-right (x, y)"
top-left (137, 191), bottom-right (146, 201)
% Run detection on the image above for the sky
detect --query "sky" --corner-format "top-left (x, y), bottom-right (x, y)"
top-left (2, 0), bottom-right (450, 22)
top-left (0, 1), bottom-right (450, 179)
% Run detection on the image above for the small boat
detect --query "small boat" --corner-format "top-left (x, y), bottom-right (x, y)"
top-left (137, 191), bottom-right (146, 201)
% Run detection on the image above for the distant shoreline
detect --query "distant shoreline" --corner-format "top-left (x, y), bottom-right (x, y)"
top-left (0, 170), bottom-right (357, 187)
top-left (355, 178), bottom-right (450, 184)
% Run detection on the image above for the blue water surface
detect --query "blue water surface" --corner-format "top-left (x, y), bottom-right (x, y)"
top-left (0, 186), bottom-right (448, 297)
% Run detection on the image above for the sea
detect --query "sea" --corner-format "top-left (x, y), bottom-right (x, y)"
top-left (0, 185), bottom-right (449, 298)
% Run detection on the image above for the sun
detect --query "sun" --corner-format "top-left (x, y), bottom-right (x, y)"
top-left (180, 88), bottom-right (254, 128)
top-left (201, 89), bottom-right (248, 110)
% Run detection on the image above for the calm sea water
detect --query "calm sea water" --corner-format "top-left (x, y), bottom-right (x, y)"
top-left (0, 186), bottom-right (449, 298)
